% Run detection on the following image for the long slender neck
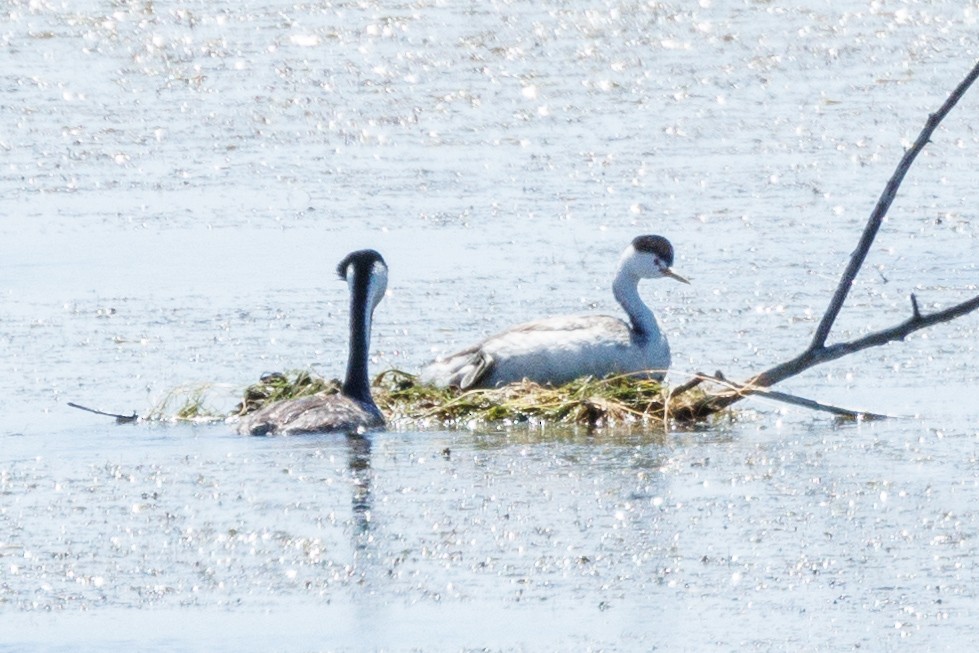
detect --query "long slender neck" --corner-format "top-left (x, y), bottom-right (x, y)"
top-left (612, 267), bottom-right (662, 344)
top-left (342, 279), bottom-right (376, 410)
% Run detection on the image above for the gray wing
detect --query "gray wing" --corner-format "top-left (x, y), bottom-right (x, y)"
top-left (419, 343), bottom-right (496, 390)
top-left (421, 314), bottom-right (631, 390)
top-left (236, 393), bottom-right (383, 436)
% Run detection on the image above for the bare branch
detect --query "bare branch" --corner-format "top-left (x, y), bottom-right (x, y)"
top-left (673, 291), bottom-right (979, 421)
top-left (755, 292), bottom-right (979, 386)
top-left (67, 402), bottom-right (139, 424)
top-left (667, 374), bottom-right (704, 397)
top-left (809, 59), bottom-right (979, 350)
top-left (750, 387), bottom-right (888, 421)
top-left (671, 59), bottom-right (979, 423)
top-left (670, 373), bottom-right (887, 420)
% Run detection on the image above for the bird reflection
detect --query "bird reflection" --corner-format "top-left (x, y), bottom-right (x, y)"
top-left (346, 434), bottom-right (374, 552)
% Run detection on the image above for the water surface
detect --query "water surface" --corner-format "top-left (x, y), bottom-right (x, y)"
top-left (1, 0), bottom-right (978, 650)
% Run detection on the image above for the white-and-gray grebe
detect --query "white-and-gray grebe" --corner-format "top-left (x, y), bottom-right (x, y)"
top-left (421, 235), bottom-right (688, 389)
top-left (237, 249), bottom-right (388, 436)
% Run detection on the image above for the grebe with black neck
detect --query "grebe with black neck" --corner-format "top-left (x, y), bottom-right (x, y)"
top-left (237, 249), bottom-right (388, 436)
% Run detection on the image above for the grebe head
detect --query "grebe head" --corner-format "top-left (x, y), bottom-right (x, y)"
top-left (337, 249), bottom-right (388, 310)
top-left (624, 235), bottom-right (689, 284)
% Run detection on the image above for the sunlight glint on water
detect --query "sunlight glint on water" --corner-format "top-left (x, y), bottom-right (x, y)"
top-left (1, 1), bottom-right (978, 650)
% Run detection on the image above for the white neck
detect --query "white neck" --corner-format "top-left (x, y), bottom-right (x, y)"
top-left (612, 262), bottom-right (662, 345)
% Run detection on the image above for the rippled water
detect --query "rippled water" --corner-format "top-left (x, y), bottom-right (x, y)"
top-left (2, 0), bottom-right (978, 650)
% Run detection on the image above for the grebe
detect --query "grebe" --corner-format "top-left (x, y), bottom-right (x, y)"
top-left (421, 235), bottom-right (688, 389)
top-left (237, 249), bottom-right (388, 436)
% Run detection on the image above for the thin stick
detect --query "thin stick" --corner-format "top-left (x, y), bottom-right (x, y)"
top-left (675, 289), bottom-right (979, 420)
top-left (677, 373), bottom-right (888, 420)
top-left (669, 60), bottom-right (979, 422)
top-left (810, 59), bottom-right (979, 350)
top-left (736, 386), bottom-right (888, 420)
top-left (67, 402), bottom-right (139, 424)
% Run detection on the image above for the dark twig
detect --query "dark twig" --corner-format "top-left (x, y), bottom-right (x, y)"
top-left (810, 59), bottom-right (979, 350)
top-left (674, 371), bottom-right (889, 421)
top-left (674, 288), bottom-right (979, 421)
top-left (667, 374), bottom-right (705, 397)
top-left (67, 402), bottom-right (139, 424)
top-left (672, 60), bottom-right (979, 423)
top-left (751, 387), bottom-right (888, 421)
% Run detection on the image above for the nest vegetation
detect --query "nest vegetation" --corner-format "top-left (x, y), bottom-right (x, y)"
top-left (226, 368), bottom-right (708, 430)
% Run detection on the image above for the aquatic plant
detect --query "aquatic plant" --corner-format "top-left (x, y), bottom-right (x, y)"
top-left (145, 383), bottom-right (227, 422)
top-left (229, 368), bottom-right (710, 430)
top-left (231, 370), bottom-right (339, 417)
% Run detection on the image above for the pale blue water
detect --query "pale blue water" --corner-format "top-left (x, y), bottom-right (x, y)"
top-left (1, 1), bottom-right (978, 650)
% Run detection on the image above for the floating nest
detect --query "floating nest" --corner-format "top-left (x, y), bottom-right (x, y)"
top-left (232, 370), bottom-right (340, 417)
top-left (228, 368), bottom-right (710, 430)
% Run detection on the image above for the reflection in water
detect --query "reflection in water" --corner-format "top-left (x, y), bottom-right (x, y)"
top-left (344, 432), bottom-right (395, 644)
top-left (3, 0), bottom-right (978, 649)
top-left (346, 433), bottom-right (373, 553)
